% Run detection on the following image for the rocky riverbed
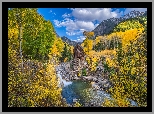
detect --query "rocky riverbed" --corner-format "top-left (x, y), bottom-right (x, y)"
top-left (56, 60), bottom-right (113, 92)
top-left (55, 61), bottom-right (138, 107)
top-left (55, 61), bottom-right (114, 107)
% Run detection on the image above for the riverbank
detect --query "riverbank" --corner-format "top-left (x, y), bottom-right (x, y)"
top-left (56, 61), bottom-right (113, 91)
top-left (55, 62), bottom-right (113, 107)
top-left (55, 62), bottom-right (139, 107)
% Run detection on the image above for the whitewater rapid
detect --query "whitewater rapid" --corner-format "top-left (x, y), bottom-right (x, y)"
top-left (56, 65), bottom-right (72, 87)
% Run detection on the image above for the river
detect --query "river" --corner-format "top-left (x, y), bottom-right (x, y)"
top-left (56, 66), bottom-right (113, 106)
top-left (56, 65), bottom-right (138, 107)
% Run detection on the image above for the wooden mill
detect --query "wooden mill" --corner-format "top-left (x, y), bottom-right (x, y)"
top-left (72, 43), bottom-right (85, 71)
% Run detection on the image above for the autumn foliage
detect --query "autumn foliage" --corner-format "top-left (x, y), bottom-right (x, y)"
top-left (8, 8), bottom-right (147, 107)
top-left (82, 17), bottom-right (147, 107)
top-left (8, 8), bottom-right (68, 107)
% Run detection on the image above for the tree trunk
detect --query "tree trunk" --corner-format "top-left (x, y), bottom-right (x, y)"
top-left (105, 38), bottom-right (107, 50)
top-left (114, 37), bottom-right (115, 50)
top-left (109, 39), bottom-right (111, 50)
top-left (116, 37), bottom-right (118, 49)
top-left (19, 21), bottom-right (24, 71)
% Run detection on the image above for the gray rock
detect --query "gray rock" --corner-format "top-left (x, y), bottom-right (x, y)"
top-left (74, 76), bottom-right (80, 80)
top-left (84, 76), bottom-right (93, 81)
top-left (66, 74), bottom-right (69, 78)
top-left (96, 65), bottom-right (104, 71)
top-left (97, 74), bottom-right (102, 77)
top-left (84, 62), bottom-right (88, 66)
top-left (98, 81), bottom-right (103, 85)
top-left (93, 78), bottom-right (97, 82)
top-left (98, 77), bottom-right (102, 80)
top-left (92, 84), bottom-right (100, 90)
top-left (74, 74), bottom-right (77, 77)
top-left (66, 78), bottom-right (69, 81)
top-left (104, 83), bottom-right (110, 88)
top-left (95, 79), bottom-right (99, 83)
top-left (101, 79), bottom-right (108, 84)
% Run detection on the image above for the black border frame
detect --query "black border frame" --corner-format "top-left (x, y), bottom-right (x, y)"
top-left (2, 2), bottom-right (152, 112)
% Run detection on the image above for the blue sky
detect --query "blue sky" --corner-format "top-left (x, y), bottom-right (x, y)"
top-left (37, 8), bottom-right (147, 42)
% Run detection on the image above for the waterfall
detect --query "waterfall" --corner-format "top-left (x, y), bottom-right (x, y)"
top-left (56, 66), bottom-right (72, 87)
top-left (57, 73), bottom-right (72, 87)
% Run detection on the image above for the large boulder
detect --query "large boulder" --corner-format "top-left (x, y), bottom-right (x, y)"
top-left (84, 76), bottom-right (93, 81)
top-left (65, 63), bottom-right (70, 71)
top-left (96, 65), bottom-right (104, 73)
top-left (93, 77), bottom-right (97, 82)
top-left (74, 76), bottom-right (80, 80)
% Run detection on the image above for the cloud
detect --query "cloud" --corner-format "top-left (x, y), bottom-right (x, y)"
top-left (124, 8), bottom-right (147, 15)
top-left (66, 29), bottom-right (86, 36)
top-left (62, 13), bottom-right (71, 18)
top-left (66, 31), bottom-right (82, 36)
top-left (53, 18), bottom-right (98, 36)
top-left (53, 20), bottom-right (61, 27)
top-left (76, 21), bottom-right (96, 30)
top-left (76, 36), bottom-right (86, 42)
top-left (66, 32), bottom-right (77, 36)
top-left (54, 8), bottom-right (146, 37)
top-left (67, 8), bottom-right (75, 10)
top-left (49, 10), bottom-right (56, 17)
top-left (71, 8), bottom-right (122, 22)
top-left (49, 10), bottom-right (52, 13)
top-left (54, 8), bottom-right (124, 33)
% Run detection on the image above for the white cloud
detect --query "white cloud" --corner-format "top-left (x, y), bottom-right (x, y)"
top-left (49, 10), bottom-right (52, 13)
top-left (49, 10), bottom-right (56, 17)
top-left (54, 8), bottom-right (146, 37)
top-left (66, 30), bottom-right (83, 36)
top-left (66, 32), bottom-right (76, 36)
top-left (124, 8), bottom-right (147, 15)
top-left (53, 18), bottom-right (98, 36)
top-left (62, 13), bottom-right (71, 18)
top-left (76, 21), bottom-right (96, 31)
top-left (70, 8), bottom-right (75, 10)
top-left (76, 36), bottom-right (86, 42)
top-left (53, 20), bottom-right (61, 27)
top-left (80, 29), bottom-right (85, 32)
top-left (67, 8), bottom-right (75, 10)
top-left (72, 8), bottom-right (122, 22)
top-left (53, 8), bottom-right (124, 35)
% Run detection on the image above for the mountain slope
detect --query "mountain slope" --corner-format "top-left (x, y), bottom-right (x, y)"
top-left (92, 10), bottom-right (147, 37)
top-left (55, 31), bottom-right (80, 46)
top-left (61, 36), bottom-right (81, 46)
